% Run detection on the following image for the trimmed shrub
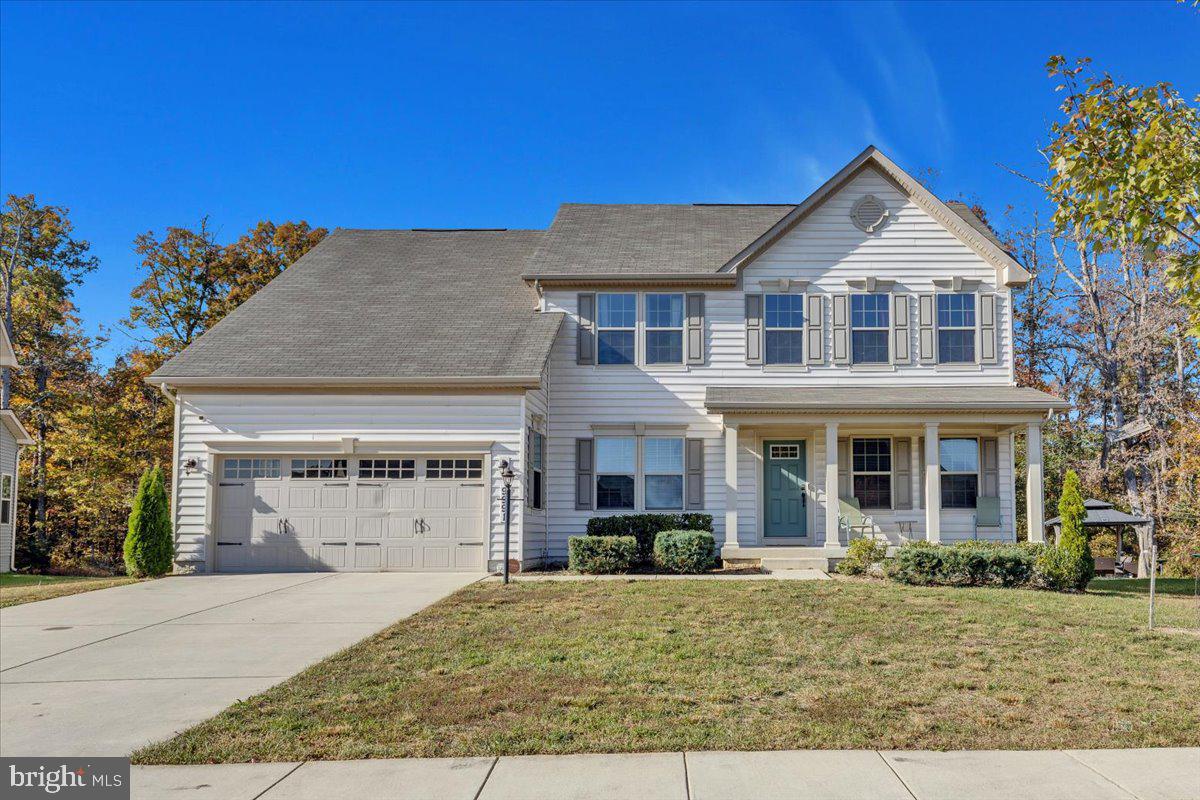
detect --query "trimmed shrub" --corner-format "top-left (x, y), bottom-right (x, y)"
top-left (941, 545), bottom-right (991, 586)
top-left (568, 535), bottom-right (638, 574)
top-left (836, 538), bottom-right (889, 576)
top-left (986, 545), bottom-right (1038, 586)
top-left (586, 513), bottom-right (713, 563)
top-left (891, 541), bottom-right (1044, 588)
top-left (124, 465), bottom-right (173, 578)
top-left (892, 541), bottom-right (945, 585)
top-left (653, 530), bottom-right (716, 574)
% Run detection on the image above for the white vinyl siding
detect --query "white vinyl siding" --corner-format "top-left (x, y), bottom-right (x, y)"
top-left (0, 426), bottom-right (16, 572)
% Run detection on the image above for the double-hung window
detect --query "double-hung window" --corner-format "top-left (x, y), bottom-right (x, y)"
top-left (937, 294), bottom-right (976, 364)
top-left (0, 474), bottom-right (11, 524)
top-left (851, 438), bottom-right (891, 509)
top-left (645, 293), bottom-right (684, 365)
top-left (764, 294), bottom-right (805, 365)
top-left (595, 437), bottom-right (636, 509)
top-left (851, 294), bottom-right (890, 364)
top-left (644, 437), bottom-right (683, 509)
top-left (597, 293), bottom-right (637, 365)
top-left (939, 438), bottom-right (979, 508)
top-left (529, 430), bottom-right (545, 510)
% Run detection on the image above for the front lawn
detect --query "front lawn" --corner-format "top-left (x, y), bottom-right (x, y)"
top-left (1088, 577), bottom-right (1197, 597)
top-left (134, 579), bottom-right (1200, 764)
top-left (0, 573), bottom-right (141, 608)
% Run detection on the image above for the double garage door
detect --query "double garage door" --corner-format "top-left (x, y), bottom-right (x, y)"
top-left (215, 454), bottom-right (488, 572)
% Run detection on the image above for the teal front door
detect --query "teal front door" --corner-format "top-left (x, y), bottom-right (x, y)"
top-left (763, 440), bottom-right (807, 538)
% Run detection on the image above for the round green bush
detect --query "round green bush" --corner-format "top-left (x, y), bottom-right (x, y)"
top-left (652, 529), bottom-right (716, 574)
top-left (568, 535), bottom-right (638, 574)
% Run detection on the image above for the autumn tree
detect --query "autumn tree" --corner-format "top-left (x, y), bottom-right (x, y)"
top-left (213, 220), bottom-right (326, 318)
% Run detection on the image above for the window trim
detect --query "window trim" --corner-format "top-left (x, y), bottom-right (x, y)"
top-left (0, 473), bottom-right (11, 525)
top-left (850, 292), bottom-right (891, 366)
top-left (939, 437), bottom-right (980, 509)
top-left (644, 292), bottom-right (685, 365)
top-left (851, 437), bottom-right (893, 510)
top-left (596, 292), bottom-right (638, 366)
top-left (936, 292), bottom-right (978, 365)
top-left (591, 433), bottom-right (688, 512)
top-left (763, 293), bottom-right (806, 366)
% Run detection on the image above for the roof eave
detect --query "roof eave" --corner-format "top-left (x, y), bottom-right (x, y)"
top-left (705, 401), bottom-right (1071, 414)
top-left (1, 409), bottom-right (33, 445)
top-left (522, 273), bottom-right (738, 288)
top-left (146, 375), bottom-right (544, 391)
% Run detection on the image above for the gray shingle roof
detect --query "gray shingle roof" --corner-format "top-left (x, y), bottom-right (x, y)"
top-left (945, 201), bottom-right (1007, 251)
top-left (705, 385), bottom-right (1069, 412)
top-left (1045, 499), bottom-right (1151, 527)
top-left (523, 204), bottom-right (796, 276)
top-left (151, 229), bottom-right (562, 383)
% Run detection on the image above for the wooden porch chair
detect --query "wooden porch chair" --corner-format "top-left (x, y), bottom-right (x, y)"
top-left (974, 496), bottom-right (1002, 539)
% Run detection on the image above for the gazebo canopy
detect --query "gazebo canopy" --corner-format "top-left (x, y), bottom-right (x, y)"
top-left (1044, 498), bottom-right (1151, 527)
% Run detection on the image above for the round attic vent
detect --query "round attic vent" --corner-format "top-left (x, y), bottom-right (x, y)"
top-left (850, 194), bottom-right (890, 233)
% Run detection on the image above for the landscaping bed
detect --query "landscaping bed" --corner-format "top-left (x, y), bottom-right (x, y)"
top-left (134, 578), bottom-right (1200, 764)
top-left (0, 573), bottom-right (141, 608)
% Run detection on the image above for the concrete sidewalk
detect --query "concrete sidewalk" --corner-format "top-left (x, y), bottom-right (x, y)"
top-left (132, 748), bottom-right (1199, 800)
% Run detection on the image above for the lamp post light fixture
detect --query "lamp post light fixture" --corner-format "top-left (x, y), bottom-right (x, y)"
top-left (499, 459), bottom-right (515, 585)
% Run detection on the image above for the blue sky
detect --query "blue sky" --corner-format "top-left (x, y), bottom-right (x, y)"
top-left (2, 1), bottom-right (1197, 362)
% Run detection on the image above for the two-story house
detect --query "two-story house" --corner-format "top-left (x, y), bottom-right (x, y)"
top-left (149, 147), bottom-right (1067, 574)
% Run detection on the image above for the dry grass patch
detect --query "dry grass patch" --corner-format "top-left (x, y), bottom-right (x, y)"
top-left (0, 574), bottom-right (141, 608)
top-left (134, 579), bottom-right (1200, 764)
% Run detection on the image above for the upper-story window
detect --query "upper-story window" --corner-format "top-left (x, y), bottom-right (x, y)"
top-left (937, 294), bottom-right (976, 364)
top-left (645, 293), bottom-right (683, 365)
top-left (597, 293), bottom-right (637, 365)
top-left (851, 294), bottom-right (890, 364)
top-left (764, 294), bottom-right (805, 365)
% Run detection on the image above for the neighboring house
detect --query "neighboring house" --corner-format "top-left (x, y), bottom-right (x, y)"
top-left (149, 146), bottom-right (1067, 574)
top-left (1, 325), bottom-right (33, 572)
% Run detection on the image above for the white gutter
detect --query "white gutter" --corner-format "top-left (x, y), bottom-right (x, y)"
top-left (159, 383), bottom-right (183, 569)
top-left (145, 375), bottom-right (542, 390)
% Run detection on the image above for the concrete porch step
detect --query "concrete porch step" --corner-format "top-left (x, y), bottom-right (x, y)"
top-left (760, 557), bottom-right (831, 572)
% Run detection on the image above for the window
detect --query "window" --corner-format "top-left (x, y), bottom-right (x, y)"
top-left (644, 293), bottom-right (683, 364)
top-left (852, 438), bottom-right (892, 508)
top-left (597, 293), bottom-right (637, 365)
top-left (595, 437), bottom-right (635, 509)
top-left (222, 458), bottom-right (281, 479)
top-left (529, 430), bottom-right (545, 509)
top-left (851, 294), bottom-right (890, 364)
top-left (290, 459), bottom-right (347, 479)
top-left (769, 444), bottom-right (800, 459)
top-left (764, 294), bottom-right (805, 365)
top-left (937, 294), bottom-right (976, 364)
top-left (644, 437), bottom-right (683, 509)
top-left (1, 474), bottom-right (11, 525)
top-left (426, 458), bottom-right (482, 479)
top-left (939, 438), bottom-right (979, 508)
top-left (358, 458), bottom-right (414, 479)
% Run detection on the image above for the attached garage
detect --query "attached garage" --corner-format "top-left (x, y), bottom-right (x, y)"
top-left (213, 454), bottom-right (489, 573)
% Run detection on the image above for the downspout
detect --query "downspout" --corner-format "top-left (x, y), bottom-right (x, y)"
top-left (159, 383), bottom-right (184, 572)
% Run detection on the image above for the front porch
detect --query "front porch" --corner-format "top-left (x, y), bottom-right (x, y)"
top-left (707, 386), bottom-right (1070, 568)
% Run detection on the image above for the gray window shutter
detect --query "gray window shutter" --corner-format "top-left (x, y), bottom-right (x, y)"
top-left (892, 294), bottom-right (911, 365)
top-left (805, 294), bottom-right (825, 365)
top-left (575, 438), bottom-right (593, 510)
top-left (686, 293), bottom-right (705, 366)
top-left (979, 293), bottom-right (998, 364)
top-left (525, 426), bottom-right (533, 509)
top-left (745, 294), bottom-right (763, 366)
top-left (980, 437), bottom-right (999, 497)
top-left (831, 294), bottom-right (849, 364)
top-left (685, 438), bottom-right (704, 509)
top-left (893, 437), bottom-right (912, 509)
top-left (917, 293), bottom-right (936, 363)
top-left (837, 437), bottom-right (851, 499)
top-left (577, 293), bottom-right (596, 365)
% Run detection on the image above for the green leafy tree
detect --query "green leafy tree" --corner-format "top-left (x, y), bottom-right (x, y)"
top-left (1038, 470), bottom-right (1093, 591)
top-left (124, 465), bottom-right (172, 577)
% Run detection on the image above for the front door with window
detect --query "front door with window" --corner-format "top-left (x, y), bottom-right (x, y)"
top-left (763, 441), bottom-right (807, 538)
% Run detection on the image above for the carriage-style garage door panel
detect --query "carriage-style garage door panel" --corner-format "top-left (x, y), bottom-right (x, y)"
top-left (215, 455), bottom-right (487, 572)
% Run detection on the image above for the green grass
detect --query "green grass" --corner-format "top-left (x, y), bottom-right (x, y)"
top-left (134, 578), bottom-right (1200, 764)
top-left (1088, 577), bottom-right (1198, 597)
top-left (0, 573), bottom-right (141, 608)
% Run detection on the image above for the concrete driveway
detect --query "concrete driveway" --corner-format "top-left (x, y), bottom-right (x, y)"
top-left (0, 572), bottom-right (478, 757)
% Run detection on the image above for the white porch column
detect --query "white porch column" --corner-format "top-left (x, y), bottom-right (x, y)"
top-left (924, 423), bottom-right (941, 543)
top-left (824, 422), bottom-right (840, 545)
top-left (1026, 422), bottom-right (1046, 543)
top-left (910, 434), bottom-right (922, 510)
top-left (724, 424), bottom-right (739, 549)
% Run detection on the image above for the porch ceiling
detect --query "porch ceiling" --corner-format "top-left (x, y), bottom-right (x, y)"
top-left (705, 385), bottom-right (1069, 415)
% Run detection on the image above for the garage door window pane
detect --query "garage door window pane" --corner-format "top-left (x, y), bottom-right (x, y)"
top-left (426, 458), bottom-right (482, 479)
top-left (224, 458), bottom-right (280, 479)
top-left (359, 458), bottom-right (415, 479)
top-left (291, 458), bottom-right (347, 478)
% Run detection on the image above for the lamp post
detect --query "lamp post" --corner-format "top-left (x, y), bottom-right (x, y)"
top-left (499, 459), bottom-right (515, 585)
